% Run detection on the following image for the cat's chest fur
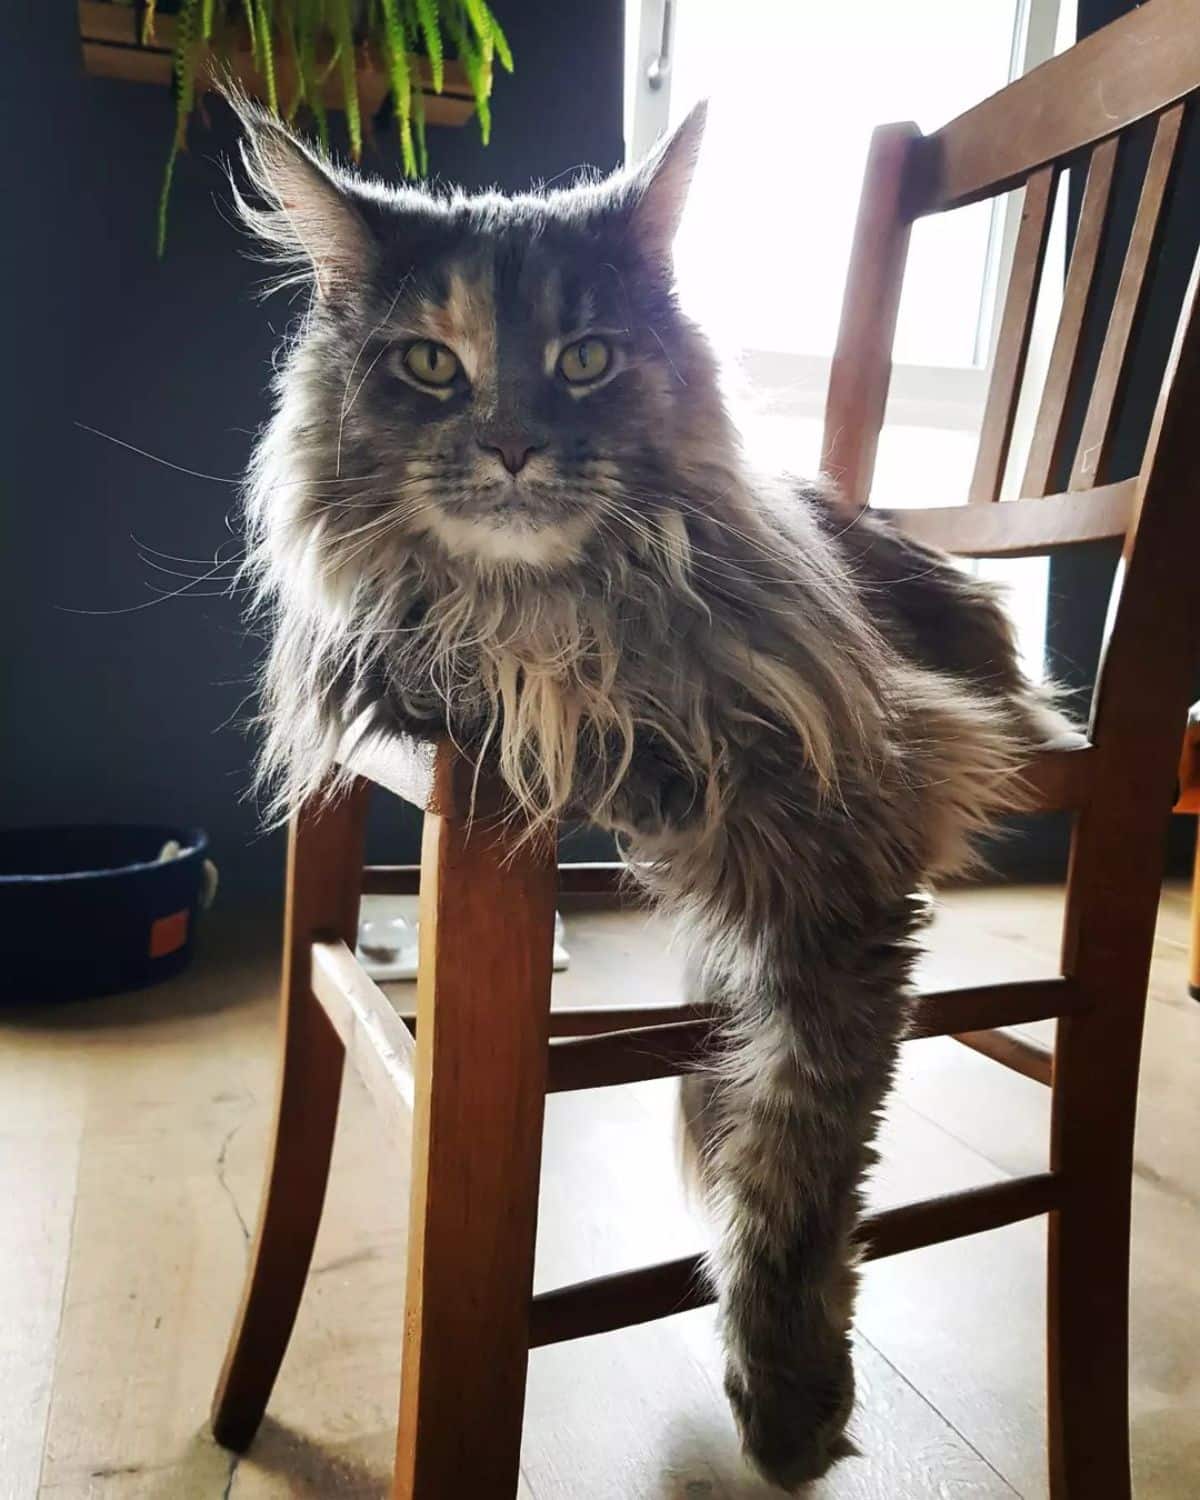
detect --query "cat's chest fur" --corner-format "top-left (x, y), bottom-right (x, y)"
top-left (392, 570), bottom-right (710, 825)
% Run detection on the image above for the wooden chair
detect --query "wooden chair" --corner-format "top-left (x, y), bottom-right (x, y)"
top-left (211, 3), bottom-right (1200, 1495)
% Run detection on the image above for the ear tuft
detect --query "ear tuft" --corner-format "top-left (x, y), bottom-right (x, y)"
top-left (223, 86), bottom-right (375, 301)
top-left (628, 100), bottom-right (707, 264)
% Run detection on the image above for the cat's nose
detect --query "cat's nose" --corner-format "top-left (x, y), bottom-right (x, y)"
top-left (476, 436), bottom-right (545, 476)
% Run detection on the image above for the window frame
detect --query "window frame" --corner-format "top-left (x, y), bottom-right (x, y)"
top-left (625, 0), bottom-right (1071, 447)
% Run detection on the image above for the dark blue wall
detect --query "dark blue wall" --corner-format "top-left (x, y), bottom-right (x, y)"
top-left (2, 1), bottom-right (624, 905)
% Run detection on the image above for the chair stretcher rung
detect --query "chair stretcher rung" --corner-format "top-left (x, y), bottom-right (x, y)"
top-left (545, 977), bottom-right (1078, 1092)
top-left (310, 939), bottom-right (416, 1123)
top-left (529, 1171), bottom-right (1061, 1348)
top-left (549, 1004), bottom-right (709, 1037)
top-left (907, 976), bottom-right (1078, 1036)
top-left (362, 864), bottom-right (422, 895)
top-left (547, 1019), bottom-right (715, 1091)
top-left (953, 1026), bottom-right (1053, 1084)
top-left (362, 860), bottom-right (628, 898)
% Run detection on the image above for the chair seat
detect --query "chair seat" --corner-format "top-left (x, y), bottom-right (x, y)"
top-left (343, 729), bottom-right (1100, 822)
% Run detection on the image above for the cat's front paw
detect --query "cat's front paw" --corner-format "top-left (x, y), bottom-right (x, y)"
top-left (725, 1348), bottom-right (857, 1492)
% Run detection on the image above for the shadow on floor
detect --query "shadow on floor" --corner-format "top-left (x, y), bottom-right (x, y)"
top-left (134, 1421), bottom-right (391, 1500)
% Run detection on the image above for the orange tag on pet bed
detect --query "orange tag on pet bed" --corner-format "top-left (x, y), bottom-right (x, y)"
top-left (149, 909), bottom-right (189, 958)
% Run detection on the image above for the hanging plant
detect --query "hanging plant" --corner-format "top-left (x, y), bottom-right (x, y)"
top-left (80, 2), bottom-right (514, 254)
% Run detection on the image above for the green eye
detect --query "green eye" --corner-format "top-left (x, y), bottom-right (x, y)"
top-left (403, 340), bottom-right (461, 387)
top-left (558, 337), bottom-right (612, 385)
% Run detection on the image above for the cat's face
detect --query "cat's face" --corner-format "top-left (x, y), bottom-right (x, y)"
top-left (237, 102), bottom-right (725, 574)
top-left (325, 213), bottom-right (697, 570)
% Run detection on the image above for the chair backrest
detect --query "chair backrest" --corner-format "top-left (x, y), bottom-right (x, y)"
top-left (821, 0), bottom-right (1200, 986)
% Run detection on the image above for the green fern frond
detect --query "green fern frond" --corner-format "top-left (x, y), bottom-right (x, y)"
top-left (157, 0), bottom-right (201, 256)
top-left (152, 0), bottom-right (511, 250)
top-left (302, 0), bottom-right (331, 148)
top-left (293, 0), bottom-right (317, 115)
top-left (329, 0), bottom-right (362, 159)
top-left (171, 0), bottom-right (201, 149)
top-left (280, 3), bottom-right (304, 119)
top-left (461, 0), bottom-right (488, 46)
top-left (443, 7), bottom-right (491, 145)
top-left (380, 0), bottom-right (416, 176)
top-left (411, 73), bottom-right (429, 175)
top-left (308, 39), bottom-right (330, 151)
top-left (481, 3), bottom-right (513, 72)
top-left (466, 0), bottom-right (498, 123)
top-left (255, 0), bottom-right (279, 115)
top-left (241, 0), bottom-right (260, 65)
top-left (413, 0), bottom-right (444, 92)
top-left (156, 143), bottom-right (178, 259)
top-left (378, 1), bottom-right (411, 103)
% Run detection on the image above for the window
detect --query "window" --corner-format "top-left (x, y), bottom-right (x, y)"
top-left (627, 0), bottom-right (1078, 676)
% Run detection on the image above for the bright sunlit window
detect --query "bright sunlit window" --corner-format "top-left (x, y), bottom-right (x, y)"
top-left (626, 0), bottom-right (1077, 676)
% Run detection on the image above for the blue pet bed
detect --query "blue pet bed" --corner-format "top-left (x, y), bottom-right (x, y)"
top-left (0, 825), bottom-right (212, 1002)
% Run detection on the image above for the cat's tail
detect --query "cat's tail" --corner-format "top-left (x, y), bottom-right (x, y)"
top-left (675, 894), bottom-right (918, 1490)
top-left (667, 667), bottom-right (1041, 1491)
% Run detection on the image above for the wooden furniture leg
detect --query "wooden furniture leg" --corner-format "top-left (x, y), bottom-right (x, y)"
top-left (392, 768), bottom-right (557, 1499)
top-left (1190, 830), bottom-right (1200, 1000)
top-left (1048, 796), bottom-right (1168, 1500)
top-left (212, 780), bottom-right (371, 1452)
top-left (1176, 709), bottom-right (1200, 1000)
top-left (1047, 1003), bottom-right (1140, 1500)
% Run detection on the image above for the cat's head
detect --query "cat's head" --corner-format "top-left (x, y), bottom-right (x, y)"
top-left (233, 97), bottom-right (730, 578)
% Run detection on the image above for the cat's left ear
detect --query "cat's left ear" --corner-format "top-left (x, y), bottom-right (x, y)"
top-left (626, 101), bottom-right (707, 264)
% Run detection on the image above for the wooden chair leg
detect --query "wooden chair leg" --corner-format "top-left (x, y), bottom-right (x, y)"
top-left (1189, 827), bottom-right (1200, 1000)
top-left (212, 780), bottom-right (371, 1452)
top-left (1045, 792), bottom-right (1160, 1500)
top-left (392, 778), bottom-right (557, 1499)
top-left (1046, 1002), bottom-right (1139, 1500)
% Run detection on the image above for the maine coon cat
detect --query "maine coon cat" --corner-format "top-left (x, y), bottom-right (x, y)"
top-left (231, 95), bottom-right (1058, 1488)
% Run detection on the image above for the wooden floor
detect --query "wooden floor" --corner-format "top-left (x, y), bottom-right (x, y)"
top-left (3, 882), bottom-right (1198, 1499)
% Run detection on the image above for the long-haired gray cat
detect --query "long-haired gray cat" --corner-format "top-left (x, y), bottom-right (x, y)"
top-left (232, 97), bottom-right (1058, 1489)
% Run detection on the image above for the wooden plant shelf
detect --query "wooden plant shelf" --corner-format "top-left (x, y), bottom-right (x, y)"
top-left (78, 1), bottom-right (476, 128)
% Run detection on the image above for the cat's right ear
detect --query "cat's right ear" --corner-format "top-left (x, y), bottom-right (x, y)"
top-left (624, 101), bottom-right (708, 266)
top-left (225, 90), bottom-right (375, 303)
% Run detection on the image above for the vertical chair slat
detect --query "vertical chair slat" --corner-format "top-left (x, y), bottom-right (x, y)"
top-left (821, 122), bottom-right (921, 510)
top-left (969, 165), bottom-right (1058, 505)
top-left (1022, 138), bottom-right (1120, 497)
top-left (1069, 102), bottom-right (1188, 491)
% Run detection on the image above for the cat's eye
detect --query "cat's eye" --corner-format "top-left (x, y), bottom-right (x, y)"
top-left (558, 337), bottom-right (612, 386)
top-left (402, 340), bottom-right (461, 388)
